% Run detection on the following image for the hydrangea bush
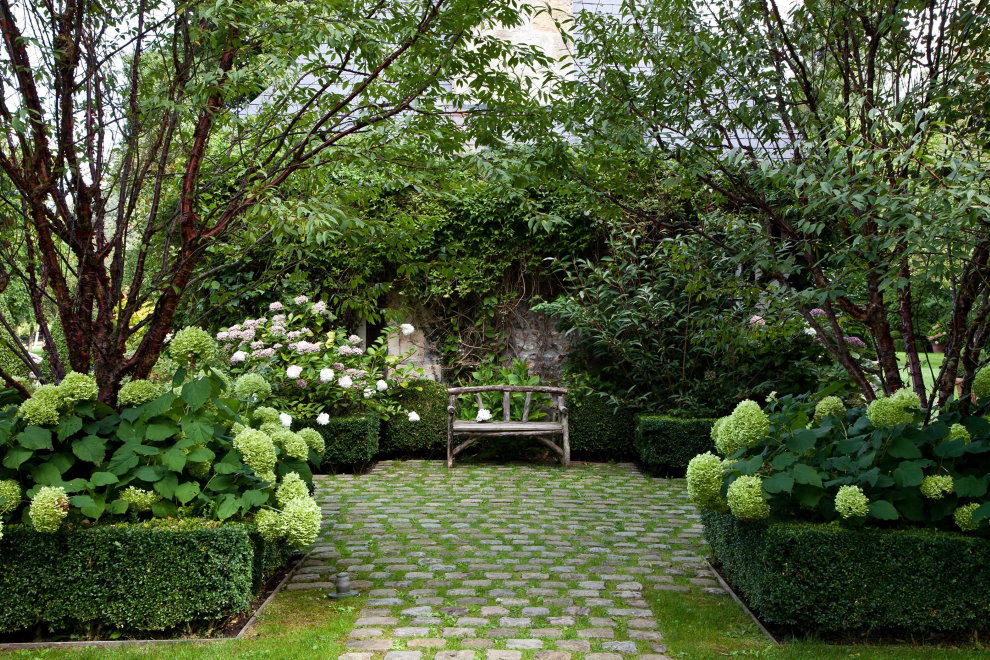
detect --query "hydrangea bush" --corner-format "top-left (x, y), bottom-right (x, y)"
top-left (0, 328), bottom-right (322, 549)
top-left (686, 374), bottom-right (990, 534)
top-left (217, 296), bottom-right (422, 423)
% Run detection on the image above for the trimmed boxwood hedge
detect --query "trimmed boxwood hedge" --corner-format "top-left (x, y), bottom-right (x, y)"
top-left (702, 509), bottom-right (990, 635)
top-left (0, 519), bottom-right (287, 634)
top-left (635, 415), bottom-right (715, 476)
top-left (380, 380), bottom-right (448, 457)
top-left (567, 389), bottom-right (637, 460)
top-left (311, 415), bottom-right (380, 469)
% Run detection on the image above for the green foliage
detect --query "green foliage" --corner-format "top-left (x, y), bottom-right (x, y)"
top-left (311, 416), bottom-right (380, 469)
top-left (635, 415), bottom-right (715, 475)
top-left (703, 510), bottom-right (990, 635)
top-left (454, 359), bottom-right (550, 422)
top-left (565, 379), bottom-right (637, 460)
top-left (686, 394), bottom-right (990, 533)
top-left (0, 348), bottom-right (321, 531)
top-left (380, 380), bottom-right (448, 457)
top-left (0, 520), bottom-right (286, 634)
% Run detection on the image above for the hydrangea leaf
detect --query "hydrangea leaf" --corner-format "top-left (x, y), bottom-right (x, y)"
top-left (18, 426), bottom-right (53, 451)
top-left (239, 489), bottom-right (269, 509)
top-left (133, 465), bottom-right (165, 482)
top-left (181, 418), bottom-right (214, 445)
top-left (32, 462), bottom-right (63, 486)
top-left (161, 447), bottom-right (187, 472)
top-left (869, 500), bottom-right (899, 520)
top-left (791, 463), bottom-right (823, 488)
top-left (131, 443), bottom-right (160, 456)
top-left (892, 461), bottom-right (924, 487)
top-left (90, 471), bottom-right (118, 487)
top-left (216, 493), bottom-right (239, 519)
top-left (186, 447), bottom-right (215, 462)
top-left (56, 416), bottom-right (83, 442)
top-left (174, 481), bottom-right (200, 505)
top-left (154, 472), bottom-right (179, 499)
top-left (954, 475), bottom-right (988, 498)
top-left (972, 502), bottom-right (990, 523)
top-left (934, 438), bottom-right (967, 458)
top-left (152, 499), bottom-right (178, 518)
top-left (181, 378), bottom-right (212, 411)
top-left (61, 478), bottom-right (89, 493)
top-left (786, 429), bottom-right (816, 453)
top-left (146, 420), bottom-right (180, 441)
top-left (3, 447), bottom-right (33, 469)
top-left (107, 499), bottom-right (128, 515)
top-left (762, 472), bottom-right (794, 494)
top-left (887, 436), bottom-right (922, 459)
top-left (72, 435), bottom-right (106, 464)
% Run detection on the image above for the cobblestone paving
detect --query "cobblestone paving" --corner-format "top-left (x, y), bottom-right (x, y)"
top-left (291, 460), bottom-right (723, 660)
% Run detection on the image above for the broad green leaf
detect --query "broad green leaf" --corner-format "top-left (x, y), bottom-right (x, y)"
top-left (186, 447), bottom-right (215, 462)
top-left (155, 472), bottom-right (179, 499)
top-left (887, 436), bottom-right (922, 459)
top-left (62, 478), bottom-right (89, 493)
top-left (869, 500), bottom-right (899, 520)
top-left (239, 489), bottom-right (269, 508)
top-left (90, 471), bottom-right (119, 487)
top-left (18, 426), bottom-right (53, 451)
top-left (216, 493), bottom-right (239, 519)
top-left (972, 502), bottom-right (990, 523)
top-left (791, 463), bottom-right (823, 488)
top-left (152, 500), bottom-right (178, 518)
top-left (56, 416), bottom-right (83, 442)
top-left (3, 447), bottom-right (33, 469)
top-left (72, 435), bottom-right (107, 464)
top-left (132, 443), bottom-right (160, 456)
top-left (107, 499), bottom-right (128, 514)
top-left (762, 472), bottom-right (794, 494)
top-left (786, 429), bottom-right (816, 454)
top-left (70, 494), bottom-right (96, 509)
top-left (161, 447), bottom-right (188, 472)
top-left (175, 481), bottom-right (201, 504)
top-left (133, 465), bottom-right (165, 482)
top-left (182, 418), bottom-right (214, 445)
top-left (32, 462), bottom-right (63, 486)
top-left (934, 438), bottom-right (967, 458)
top-left (954, 475), bottom-right (988, 498)
top-left (892, 461), bottom-right (924, 487)
top-left (181, 378), bottom-right (212, 411)
top-left (146, 420), bottom-right (180, 442)
top-left (771, 452), bottom-right (798, 470)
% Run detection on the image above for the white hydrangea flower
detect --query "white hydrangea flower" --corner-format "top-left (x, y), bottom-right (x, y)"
top-left (230, 350), bottom-right (247, 364)
top-left (279, 412), bottom-right (293, 428)
top-left (269, 302), bottom-right (283, 311)
top-left (408, 411), bottom-right (420, 422)
top-left (376, 379), bottom-right (388, 392)
top-left (316, 413), bottom-right (330, 425)
top-left (294, 295), bottom-right (309, 304)
top-left (803, 327), bottom-right (817, 336)
top-left (338, 375), bottom-right (353, 389)
top-left (476, 408), bottom-right (493, 422)
top-left (319, 368), bottom-right (335, 383)
top-left (363, 388), bottom-right (373, 399)
top-left (400, 323), bottom-right (415, 336)
top-left (286, 365), bottom-right (303, 378)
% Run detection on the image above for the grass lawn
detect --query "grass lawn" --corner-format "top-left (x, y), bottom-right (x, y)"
top-left (896, 351), bottom-right (945, 397)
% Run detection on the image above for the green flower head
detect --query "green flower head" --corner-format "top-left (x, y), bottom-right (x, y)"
top-left (0, 479), bottom-right (21, 516)
top-left (233, 373), bottom-right (272, 402)
top-left (714, 400), bottom-right (770, 456)
top-left (276, 472), bottom-right (310, 508)
top-left (168, 327), bottom-right (218, 366)
top-left (973, 366), bottom-right (990, 400)
top-left (834, 484), bottom-right (869, 519)
top-left (954, 503), bottom-right (985, 532)
top-left (253, 406), bottom-right (282, 426)
top-left (281, 431), bottom-right (310, 462)
top-left (121, 486), bottom-right (161, 512)
top-left (726, 475), bottom-right (770, 521)
top-left (920, 475), bottom-right (954, 500)
top-left (686, 452), bottom-right (727, 512)
top-left (281, 496), bottom-right (322, 549)
top-left (297, 428), bottom-right (325, 456)
top-left (255, 508), bottom-right (284, 542)
top-left (29, 486), bottom-right (69, 532)
top-left (945, 423), bottom-right (971, 445)
top-left (18, 384), bottom-right (64, 426)
top-left (867, 388), bottom-right (920, 428)
top-left (233, 428), bottom-right (277, 479)
top-left (57, 371), bottom-right (99, 404)
top-left (118, 379), bottom-right (162, 407)
top-left (814, 396), bottom-right (846, 424)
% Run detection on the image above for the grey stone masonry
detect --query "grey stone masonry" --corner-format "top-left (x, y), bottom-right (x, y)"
top-left (299, 460), bottom-right (718, 658)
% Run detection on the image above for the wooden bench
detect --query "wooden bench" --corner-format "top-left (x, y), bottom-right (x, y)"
top-left (446, 385), bottom-right (569, 468)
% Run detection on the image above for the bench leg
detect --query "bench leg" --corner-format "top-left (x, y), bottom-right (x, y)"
top-left (562, 426), bottom-right (570, 468)
top-left (447, 424), bottom-right (454, 468)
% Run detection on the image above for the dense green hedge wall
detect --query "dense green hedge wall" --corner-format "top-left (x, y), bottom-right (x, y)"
top-left (380, 380), bottom-right (448, 457)
top-left (567, 389), bottom-right (637, 460)
top-left (0, 520), bottom-right (286, 634)
top-left (702, 510), bottom-right (990, 635)
top-left (635, 415), bottom-right (715, 476)
top-left (311, 415), bottom-right (380, 469)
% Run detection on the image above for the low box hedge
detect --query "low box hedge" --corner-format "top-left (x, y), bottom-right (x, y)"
top-left (568, 389), bottom-right (637, 460)
top-left (0, 519), bottom-right (288, 634)
top-left (380, 380), bottom-right (448, 457)
top-left (702, 509), bottom-right (990, 635)
top-left (635, 414), bottom-right (715, 476)
top-left (311, 415), bottom-right (380, 469)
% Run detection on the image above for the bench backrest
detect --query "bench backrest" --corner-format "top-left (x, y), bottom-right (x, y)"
top-left (447, 385), bottom-right (567, 422)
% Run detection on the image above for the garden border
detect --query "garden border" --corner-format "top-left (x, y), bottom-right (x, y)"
top-left (0, 552), bottom-right (306, 651)
top-left (705, 559), bottom-right (780, 646)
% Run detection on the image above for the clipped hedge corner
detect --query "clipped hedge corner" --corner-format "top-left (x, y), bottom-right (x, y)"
top-left (0, 520), bottom-right (288, 634)
top-left (702, 510), bottom-right (990, 635)
top-left (312, 415), bottom-right (380, 469)
top-left (380, 380), bottom-right (448, 457)
top-left (635, 414), bottom-right (715, 476)
top-left (568, 390), bottom-right (637, 460)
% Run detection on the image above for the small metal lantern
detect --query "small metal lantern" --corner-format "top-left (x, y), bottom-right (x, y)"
top-left (326, 571), bottom-right (359, 599)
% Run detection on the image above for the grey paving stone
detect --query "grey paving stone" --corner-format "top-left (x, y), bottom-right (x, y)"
top-left (407, 638), bottom-right (446, 648)
top-left (486, 652), bottom-right (522, 660)
top-left (384, 653), bottom-right (422, 660)
top-left (603, 641), bottom-right (639, 653)
top-left (506, 639), bottom-right (544, 650)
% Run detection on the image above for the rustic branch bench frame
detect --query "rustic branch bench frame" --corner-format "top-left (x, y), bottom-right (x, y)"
top-left (446, 385), bottom-right (569, 468)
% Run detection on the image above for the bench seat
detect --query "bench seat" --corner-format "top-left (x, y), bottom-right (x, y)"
top-left (453, 421), bottom-right (564, 434)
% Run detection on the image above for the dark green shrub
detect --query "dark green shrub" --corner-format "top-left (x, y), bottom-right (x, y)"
top-left (380, 380), bottom-right (447, 457)
top-left (567, 388), bottom-right (636, 460)
top-left (635, 415), bottom-right (715, 476)
top-left (0, 519), bottom-right (287, 634)
top-left (312, 416), bottom-right (380, 468)
top-left (702, 510), bottom-right (990, 635)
